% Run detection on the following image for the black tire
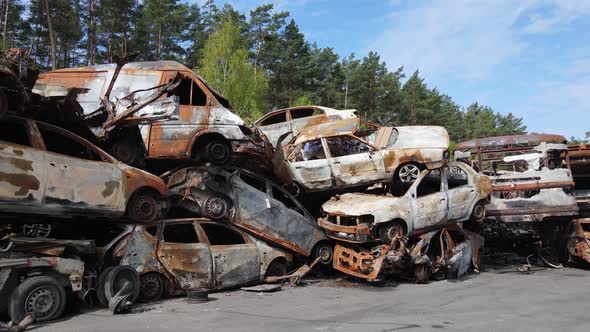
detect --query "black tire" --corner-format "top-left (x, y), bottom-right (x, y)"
top-left (104, 266), bottom-right (141, 303)
top-left (204, 140), bottom-right (231, 165)
top-left (139, 273), bottom-right (165, 303)
top-left (8, 276), bottom-right (67, 323)
top-left (378, 222), bottom-right (405, 244)
top-left (265, 259), bottom-right (288, 278)
top-left (127, 191), bottom-right (161, 223)
top-left (414, 264), bottom-right (431, 284)
top-left (97, 266), bottom-right (116, 307)
top-left (470, 201), bottom-right (486, 223)
top-left (312, 242), bottom-right (333, 266)
top-left (395, 163), bottom-right (422, 184)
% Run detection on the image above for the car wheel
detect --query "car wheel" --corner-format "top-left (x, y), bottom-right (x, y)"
top-left (414, 264), bottom-right (431, 284)
top-left (312, 242), bottom-right (333, 266)
top-left (204, 196), bottom-right (228, 219)
top-left (265, 259), bottom-right (288, 278)
top-left (139, 273), bottom-right (165, 303)
top-left (470, 201), bottom-right (486, 223)
top-left (22, 224), bottom-right (52, 238)
top-left (9, 276), bottom-right (67, 323)
top-left (127, 191), bottom-right (161, 223)
top-left (103, 266), bottom-right (141, 303)
top-left (396, 163), bottom-right (421, 184)
top-left (378, 222), bottom-right (404, 244)
top-left (204, 140), bottom-right (231, 165)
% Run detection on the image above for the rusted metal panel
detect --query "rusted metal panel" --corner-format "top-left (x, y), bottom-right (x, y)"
top-left (568, 218), bottom-right (590, 264)
top-left (0, 257), bottom-right (85, 291)
top-left (491, 181), bottom-right (576, 192)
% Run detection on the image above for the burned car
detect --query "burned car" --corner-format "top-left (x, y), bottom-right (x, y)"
top-left (255, 106), bottom-right (358, 147)
top-left (33, 60), bottom-right (255, 166)
top-left (0, 115), bottom-right (169, 223)
top-left (319, 162), bottom-right (491, 243)
top-left (333, 223), bottom-right (483, 282)
top-left (280, 118), bottom-right (450, 194)
top-left (110, 219), bottom-right (293, 301)
top-left (166, 167), bottom-right (333, 266)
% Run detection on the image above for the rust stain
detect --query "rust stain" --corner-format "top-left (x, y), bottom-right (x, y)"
top-left (0, 171), bottom-right (40, 195)
top-left (102, 180), bottom-right (119, 197)
top-left (12, 149), bottom-right (24, 156)
top-left (9, 157), bottom-right (34, 171)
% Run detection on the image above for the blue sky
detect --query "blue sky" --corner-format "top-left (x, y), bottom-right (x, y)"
top-left (194, 0), bottom-right (589, 139)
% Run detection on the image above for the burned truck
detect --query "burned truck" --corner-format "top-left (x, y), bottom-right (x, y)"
top-left (32, 60), bottom-right (259, 168)
top-left (455, 134), bottom-right (578, 256)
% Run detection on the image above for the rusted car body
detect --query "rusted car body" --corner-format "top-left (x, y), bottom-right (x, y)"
top-left (567, 218), bottom-right (590, 265)
top-left (333, 223), bottom-right (483, 282)
top-left (0, 115), bottom-right (169, 223)
top-left (110, 219), bottom-right (293, 297)
top-left (33, 61), bottom-right (254, 165)
top-left (319, 162), bottom-right (490, 243)
top-left (166, 166), bottom-right (332, 264)
top-left (255, 106), bottom-right (358, 147)
top-left (281, 118), bottom-right (450, 193)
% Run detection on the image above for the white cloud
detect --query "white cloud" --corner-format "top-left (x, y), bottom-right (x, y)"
top-left (368, 0), bottom-right (590, 80)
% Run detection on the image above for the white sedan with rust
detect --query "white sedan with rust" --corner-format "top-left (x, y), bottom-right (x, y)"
top-left (318, 162), bottom-right (491, 243)
top-left (279, 118), bottom-right (450, 194)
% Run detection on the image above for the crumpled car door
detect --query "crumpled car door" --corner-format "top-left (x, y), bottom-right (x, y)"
top-left (157, 222), bottom-right (214, 289)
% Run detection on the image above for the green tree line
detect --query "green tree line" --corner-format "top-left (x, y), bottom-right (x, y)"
top-left (1, 0), bottom-right (528, 141)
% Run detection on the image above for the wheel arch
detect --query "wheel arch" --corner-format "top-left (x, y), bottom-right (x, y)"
top-left (188, 131), bottom-right (229, 159)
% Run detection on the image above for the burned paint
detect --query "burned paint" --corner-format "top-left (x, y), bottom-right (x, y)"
top-left (0, 171), bottom-right (40, 196)
top-left (319, 162), bottom-right (490, 243)
top-left (102, 181), bottom-right (120, 198)
top-left (8, 158), bottom-right (33, 172)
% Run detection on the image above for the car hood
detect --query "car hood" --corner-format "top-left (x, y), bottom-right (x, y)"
top-left (322, 193), bottom-right (401, 216)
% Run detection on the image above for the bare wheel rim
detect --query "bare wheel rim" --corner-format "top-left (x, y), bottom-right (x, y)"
top-left (207, 142), bottom-right (229, 164)
top-left (22, 224), bottom-right (51, 238)
top-left (472, 203), bottom-right (485, 221)
top-left (140, 274), bottom-right (163, 302)
top-left (384, 224), bottom-right (403, 242)
top-left (316, 245), bottom-right (333, 264)
top-left (205, 196), bottom-right (227, 219)
top-left (398, 164), bottom-right (420, 183)
top-left (25, 286), bottom-right (60, 320)
top-left (133, 196), bottom-right (157, 220)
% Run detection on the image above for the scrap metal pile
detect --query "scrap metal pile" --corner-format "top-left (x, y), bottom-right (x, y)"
top-left (1, 50), bottom-right (588, 328)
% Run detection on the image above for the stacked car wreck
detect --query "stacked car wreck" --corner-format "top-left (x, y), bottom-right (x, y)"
top-left (1, 49), bottom-right (589, 328)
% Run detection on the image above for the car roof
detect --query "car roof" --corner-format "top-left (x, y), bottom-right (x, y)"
top-left (294, 117), bottom-right (360, 145)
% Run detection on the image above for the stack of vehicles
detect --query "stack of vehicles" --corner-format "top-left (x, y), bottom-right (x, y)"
top-left (1, 53), bottom-right (588, 327)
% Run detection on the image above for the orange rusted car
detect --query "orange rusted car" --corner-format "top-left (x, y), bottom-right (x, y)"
top-left (33, 61), bottom-right (254, 166)
top-left (0, 115), bottom-right (168, 223)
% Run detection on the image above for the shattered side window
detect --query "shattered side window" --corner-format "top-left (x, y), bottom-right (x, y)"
top-left (326, 136), bottom-right (372, 157)
top-left (260, 112), bottom-right (287, 126)
top-left (239, 173), bottom-right (267, 193)
top-left (162, 223), bottom-right (200, 243)
top-left (38, 126), bottom-right (102, 161)
top-left (417, 170), bottom-right (442, 197)
top-left (191, 81), bottom-right (207, 106)
top-left (271, 185), bottom-right (304, 216)
top-left (0, 122), bottom-right (30, 146)
top-left (200, 223), bottom-right (246, 245)
top-left (290, 108), bottom-right (323, 119)
top-left (301, 139), bottom-right (326, 161)
top-left (446, 166), bottom-right (468, 189)
top-left (174, 78), bottom-right (192, 105)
